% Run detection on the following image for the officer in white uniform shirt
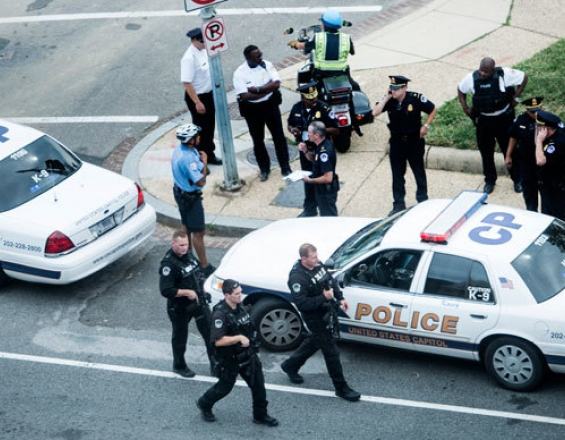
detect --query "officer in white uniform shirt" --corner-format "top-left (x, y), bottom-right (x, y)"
top-left (181, 28), bottom-right (222, 166)
top-left (232, 45), bottom-right (292, 181)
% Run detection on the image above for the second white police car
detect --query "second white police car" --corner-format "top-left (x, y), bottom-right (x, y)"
top-left (205, 191), bottom-right (565, 391)
top-left (0, 119), bottom-right (156, 286)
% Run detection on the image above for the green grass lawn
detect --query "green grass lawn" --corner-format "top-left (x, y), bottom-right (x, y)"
top-left (427, 38), bottom-right (565, 149)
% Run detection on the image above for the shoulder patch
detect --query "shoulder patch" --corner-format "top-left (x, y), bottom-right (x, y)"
top-left (190, 162), bottom-right (198, 171)
top-left (292, 283), bottom-right (301, 293)
top-left (320, 152), bottom-right (329, 162)
top-left (214, 319), bottom-right (223, 329)
top-left (420, 95), bottom-right (428, 103)
top-left (161, 266), bottom-right (171, 276)
top-left (545, 144), bottom-right (556, 154)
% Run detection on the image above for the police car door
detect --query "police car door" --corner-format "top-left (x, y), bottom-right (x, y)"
top-left (409, 250), bottom-right (500, 360)
top-left (338, 248), bottom-right (424, 350)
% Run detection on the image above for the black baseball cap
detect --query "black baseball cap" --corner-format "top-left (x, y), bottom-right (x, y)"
top-left (186, 28), bottom-right (203, 39)
top-left (536, 110), bottom-right (562, 129)
top-left (222, 279), bottom-right (240, 294)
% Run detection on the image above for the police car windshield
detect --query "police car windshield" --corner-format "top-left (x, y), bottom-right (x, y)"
top-left (331, 210), bottom-right (406, 269)
top-left (512, 219), bottom-right (565, 303)
top-left (0, 135), bottom-right (81, 212)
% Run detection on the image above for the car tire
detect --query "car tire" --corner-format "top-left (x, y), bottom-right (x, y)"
top-left (334, 127), bottom-right (352, 153)
top-left (0, 266), bottom-right (10, 288)
top-left (484, 337), bottom-right (545, 391)
top-left (250, 297), bottom-right (304, 352)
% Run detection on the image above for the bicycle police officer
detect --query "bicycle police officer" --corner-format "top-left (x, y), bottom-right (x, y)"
top-left (288, 82), bottom-right (338, 217)
top-left (159, 230), bottom-right (216, 377)
top-left (197, 279), bottom-right (278, 426)
top-left (281, 243), bottom-right (361, 402)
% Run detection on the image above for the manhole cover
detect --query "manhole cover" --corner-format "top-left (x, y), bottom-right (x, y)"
top-left (246, 143), bottom-right (299, 169)
top-left (273, 180), bottom-right (304, 208)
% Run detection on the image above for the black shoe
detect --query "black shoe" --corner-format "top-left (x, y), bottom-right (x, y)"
top-left (281, 168), bottom-right (292, 177)
top-left (483, 182), bottom-right (495, 194)
top-left (253, 414), bottom-right (279, 427)
top-left (297, 210), bottom-right (317, 218)
top-left (173, 366), bottom-right (195, 378)
top-left (387, 206), bottom-right (405, 216)
top-left (281, 362), bottom-right (304, 384)
top-left (335, 385), bottom-right (361, 402)
top-left (514, 182), bottom-right (523, 193)
top-left (196, 399), bottom-right (216, 422)
top-left (259, 171), bottom-right (270, 182)
top-left (200, 263), bottom-right (216, 277)
top-left (208, 157), bottom-right (223, 166)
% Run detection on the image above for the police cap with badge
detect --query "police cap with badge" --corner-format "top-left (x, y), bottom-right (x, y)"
top-left (297, 82), bottom-right (318, 100)
top-left (389, 75), bottom-right (410, 90)
top-left (522, 96), bottom-right (543, 112)
top-left (186, 27), bottom-right (203, 41)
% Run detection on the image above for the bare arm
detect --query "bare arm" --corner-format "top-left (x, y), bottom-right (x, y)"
top-left (215, 334), bottom-right (249, 348)
top-left (458, 89), bottom-right (472, 118)
top-left (372, 93), bottom-right (391, 117)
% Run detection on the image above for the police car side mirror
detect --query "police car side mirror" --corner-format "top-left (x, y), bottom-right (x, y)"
top-left (324, 258), bottom-right (336, 270)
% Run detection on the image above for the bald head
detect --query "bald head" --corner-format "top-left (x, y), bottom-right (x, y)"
top-left (478, 57), bottom-right (496, 79)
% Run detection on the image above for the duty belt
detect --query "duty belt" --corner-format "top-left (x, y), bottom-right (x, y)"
top-left (174, 185), bottom-right (201, 197)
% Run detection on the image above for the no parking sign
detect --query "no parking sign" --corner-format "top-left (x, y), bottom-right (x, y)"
top-left (202, 17), bottom-right (229, 56)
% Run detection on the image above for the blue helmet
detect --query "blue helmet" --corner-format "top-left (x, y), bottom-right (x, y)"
top-left (321, 10), bottom-right (342, 30)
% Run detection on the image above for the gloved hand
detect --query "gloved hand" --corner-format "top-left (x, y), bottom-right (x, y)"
top-left (288, 40), bottom-right (300, 49)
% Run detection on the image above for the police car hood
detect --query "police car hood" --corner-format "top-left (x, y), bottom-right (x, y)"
top-left (3, 163), bottom-right (138, 239)
top-left (215, 217), bottom-right (374, 292)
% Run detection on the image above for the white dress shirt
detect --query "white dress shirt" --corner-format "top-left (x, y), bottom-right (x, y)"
top-left (232, 60), bottom-right (280, 103)
top-left (180, 44), bottom-right (212, 94)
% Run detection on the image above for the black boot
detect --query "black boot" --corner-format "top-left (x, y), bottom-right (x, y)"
top-left (196, 399), bottom-right (216, 422)
top-left (335, 384), bottom-right (361, 402)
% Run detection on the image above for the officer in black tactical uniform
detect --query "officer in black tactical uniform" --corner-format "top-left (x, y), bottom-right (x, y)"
top-left (457, 57), bottom-right (528, 194)
top-left (535, 110), bottom-right (565, 220)
top-left (373, 75), bottom-right (437, 215)
top-left (299, 121), bottom-right (340, 216)
top-left (505, 97), bottom-right (544, 212)
top-left (159, 230), bottom-right (216, 378)
top-left (281, 243), bottom-right (361, 402)
top-left (197, 279), bottom-right (278, 426)
top-left (288, 82), bottom-right (339, 217)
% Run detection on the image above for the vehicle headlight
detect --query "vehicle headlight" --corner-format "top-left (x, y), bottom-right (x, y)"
top-left (209, 274), bottom-right (224, 293)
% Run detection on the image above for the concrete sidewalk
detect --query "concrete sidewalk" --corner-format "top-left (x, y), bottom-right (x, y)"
top-left (123, 0), bottom-right (563, 235)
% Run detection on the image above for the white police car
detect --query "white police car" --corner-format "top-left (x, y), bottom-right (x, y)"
top-left (0, 119), bottom-right (156, 286)
top-left (205, 191), bottom-right (565, 391)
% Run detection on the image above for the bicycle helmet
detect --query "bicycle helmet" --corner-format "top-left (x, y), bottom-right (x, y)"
top-left (321, 10), bottom-right (343, 30)
top-left (176, 123), bottom-right (201, 144)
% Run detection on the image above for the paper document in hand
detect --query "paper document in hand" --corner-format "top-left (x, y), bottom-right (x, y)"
top-left (283, 170), bottom-right (312, 182)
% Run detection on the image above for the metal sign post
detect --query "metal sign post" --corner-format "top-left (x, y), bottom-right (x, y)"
top-left (198, 6), bottom-right (242, 192)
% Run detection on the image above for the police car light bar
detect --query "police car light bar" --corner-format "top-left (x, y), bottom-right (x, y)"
top-left (420, 191), bottom-right (487, 244)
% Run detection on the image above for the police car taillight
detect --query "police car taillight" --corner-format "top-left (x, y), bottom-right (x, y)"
top-left (45, 231), bottom-right (75, 255)
top-left (337, 116), bottom-right (349, 127)
top-left (420, 191), bottom-right (487, 244)
top-left (135, 183), bottom-right (145, 209)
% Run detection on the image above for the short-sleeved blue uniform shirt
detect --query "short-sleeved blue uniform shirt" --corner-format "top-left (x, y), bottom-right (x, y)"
top-left (171, 143), bottom-right (205, 192)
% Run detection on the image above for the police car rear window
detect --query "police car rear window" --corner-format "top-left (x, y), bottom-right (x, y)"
top-left (0, 135), bottom-right (81, 212)
top-left (511, 219), bottom-right (565, 303)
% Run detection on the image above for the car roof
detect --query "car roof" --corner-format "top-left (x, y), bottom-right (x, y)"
top-left (382, 196), bottom-right (553, 262)
top-left (0, 119), bottom-right (44, 160)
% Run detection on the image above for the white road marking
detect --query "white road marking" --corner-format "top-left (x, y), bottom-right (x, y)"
top-left (4, 116), bottom-right (159, 124)
top-left (1, 350), bottom-right (565, 426)
top-left (0, 6), bottom-right (383, 25)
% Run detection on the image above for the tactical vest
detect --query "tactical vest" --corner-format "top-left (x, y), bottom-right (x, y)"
top-left (472, 67), bottom-right (512, 113)
top-left (313, 32), bottom-right (350, 71)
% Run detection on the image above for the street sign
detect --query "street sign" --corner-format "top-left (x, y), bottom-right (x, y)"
top-left (202, 17), bottom-right (228, 57)
top-left (183, 0), bottom-right (227, 13)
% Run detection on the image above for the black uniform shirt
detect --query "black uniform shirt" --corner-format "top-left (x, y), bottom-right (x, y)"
top-left (159, 249), bottom-right (201, 305)
top-left (210, 300), bottom-right (254, 359)
top-left (288, 260), bottom-right (343, 319)
top-left (288, 100), bottom-right (337, 142)
top-left (311, 138), bottom-right (337, 178)
top-left (383, 91), bottom-right (435, 135)
top-left (509, 112), bottom-right (537, 162)
top-left (541, 127), bottom-right (565, 186)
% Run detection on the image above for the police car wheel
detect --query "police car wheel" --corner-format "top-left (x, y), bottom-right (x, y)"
top-left (250, 298), bottom-right (303, 352)
top-left (0, 267), bottom-right (10, 287)
top-left (484, 337), bottom-right (544, 391)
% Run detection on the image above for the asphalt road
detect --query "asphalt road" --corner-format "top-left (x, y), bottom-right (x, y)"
top-left (0, 0), bottom-right (398, 162)
top-left (1, 226), bottom-right (565, 440)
